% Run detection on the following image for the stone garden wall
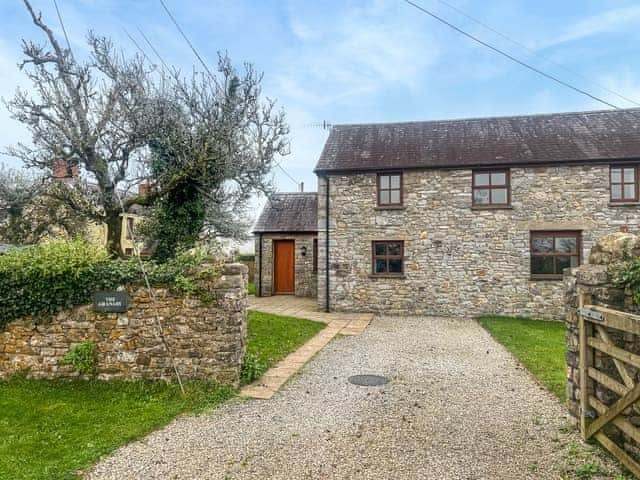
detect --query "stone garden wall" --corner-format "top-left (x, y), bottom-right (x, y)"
top-left (565, 233), bottom-right (640, 419)
top-left (0, 263), bottom-right (248, 385)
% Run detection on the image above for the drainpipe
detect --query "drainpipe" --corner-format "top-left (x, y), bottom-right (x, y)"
top-left (258, 233), bottom-right (263, 297)
top-left (325, 175), bottom-right (330, 313)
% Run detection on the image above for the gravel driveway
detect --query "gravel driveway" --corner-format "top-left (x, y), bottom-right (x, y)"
top-left (89, 316), bottom-right (622, 479)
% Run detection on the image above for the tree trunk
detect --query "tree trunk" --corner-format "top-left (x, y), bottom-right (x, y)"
top-left (105, 211), bottom-right (124, 257)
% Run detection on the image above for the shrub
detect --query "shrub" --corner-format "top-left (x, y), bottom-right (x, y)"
top-left (0, 240), bottom-right (223, 329)
top-left (610, 259), bottom-right (640, 304)
top-left (240, 352), bottom-right (268, 385)
top-left (60, 341), bottom-right (98, 376)
top-left (0, 240), bottom-right (116, 329)
top-left (237, 253), bottom-right (255, 262)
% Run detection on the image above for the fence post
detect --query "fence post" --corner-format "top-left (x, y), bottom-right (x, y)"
top-left (579, 289), bottom-right (595, 439)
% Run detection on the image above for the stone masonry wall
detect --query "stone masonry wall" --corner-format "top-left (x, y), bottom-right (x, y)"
top-left (318, 165), bottom-right (640, 319)
top-left (0, 263), bottom-right (248, 385)
top-left (255, 233), bottom-right (317, 297)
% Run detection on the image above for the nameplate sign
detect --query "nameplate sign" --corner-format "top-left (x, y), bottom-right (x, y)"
top-left (579, 308), bottom-right (604, 322)
top-left (93, 291), bottom-right (129, 313)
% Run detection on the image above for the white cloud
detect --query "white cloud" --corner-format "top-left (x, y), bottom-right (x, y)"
top-left (550, 5), bottom-right (640, 46)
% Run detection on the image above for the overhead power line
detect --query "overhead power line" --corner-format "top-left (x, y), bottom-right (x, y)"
top-left (402, 0), bottom-right (621, 110)
top-left (52, 0), bottom-right (73, 55)
top-left (158, 0), bottom-right (215, 80)
top-left (433, 0), bottom-right (640, 107)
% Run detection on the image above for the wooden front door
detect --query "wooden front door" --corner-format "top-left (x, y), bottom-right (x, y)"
top-left (273, 240), bottom-right (295, 294)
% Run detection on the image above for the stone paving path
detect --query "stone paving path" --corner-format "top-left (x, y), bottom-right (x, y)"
top-left (241, 296), bottom-right (373, 399)
top-left (89, 314), bottom-right (624, 480)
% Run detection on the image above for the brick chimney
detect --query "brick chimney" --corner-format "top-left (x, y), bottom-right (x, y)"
top-left (52, 159), bottom-right (79, 182)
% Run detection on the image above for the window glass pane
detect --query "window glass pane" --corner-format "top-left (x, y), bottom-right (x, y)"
top-left (389, 259), bottom-right (402, 273)
top-left (624, 168), bottom-right (635, 182)
top-left (531, 256), bottom-right (554, 275)
top-left (390, 175), bottom-right (401, 189)
top-left (532, 236), bottom-right (553, 253)
top-left (474, 173), bottom-right (489, 186)
top-left (624, 184), bottom-right (636, 199)
top-left (380, 175), bottom-right (389, 189)
top-left (379, 190), bottom-right (390, 204)
top-left (555, 237), bottom-right (577, 253)
top-left (390, 190), bottom-right (401, 204)
top-left (611, 168), bottom-right (622, 183)
top-left (612, 184), bottom-right (622, 200)
top-left (491, 172), bottom-right (506, 185)
top-left (491, 188), bottom-right (508, 204)
top-left (473, 189), bottom-right (490, 204)
top-left (387, 242), bottom-right (401, 256)
top-left (556, 256), bottom-right (573, 274)
top-left (571, 256), bottom-right (580, 268)
top-left (375, 243), bottom-right (386, 256)
top-left (375, 259), bottom-right (387, 273)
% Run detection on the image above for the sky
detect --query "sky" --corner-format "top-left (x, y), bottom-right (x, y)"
top-left (1, 0), bottom-right (640, 244)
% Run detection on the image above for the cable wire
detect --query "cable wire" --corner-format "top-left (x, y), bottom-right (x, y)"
top-left (402, 0), bottom-right (621, 110)
top-left (433, 0), bottom-right (640, 107)
top-left (158, 0), bottom-right (215, 80)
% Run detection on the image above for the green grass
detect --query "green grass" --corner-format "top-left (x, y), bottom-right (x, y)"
top-left (248, 282), bottom-right (255, 295)
top-left (246, 310), bottom-right (326, 373)
top-left (478, 316), bottom-right (567, 401)
top-left (0, 377), bottom-right (235, 480)
top-left (0, 310), bottom-right (326, 479)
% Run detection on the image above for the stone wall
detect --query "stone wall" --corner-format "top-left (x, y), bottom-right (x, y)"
top-left (255, 233), bottom-right (317, 297)
top-left (0, 263), bottom-right (248, 385)
top-left (318, 165), bottom-right (640, 319)
top-left (565, 239), bottom-right (640, 460)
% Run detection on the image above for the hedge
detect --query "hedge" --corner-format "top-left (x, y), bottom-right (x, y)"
top-left (237, 253), bottom-right (255, 262)
top-left (0, 239), bottom-right (218, 330)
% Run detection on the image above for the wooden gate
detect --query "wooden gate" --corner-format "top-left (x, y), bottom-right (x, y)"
top-left (578, 292), bottom-right (640, 477)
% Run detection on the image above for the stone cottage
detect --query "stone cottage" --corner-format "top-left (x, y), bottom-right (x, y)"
top-left (254, 192), bottom-right (318, 297)
top-left (257, 108), bottom-right (640, 319)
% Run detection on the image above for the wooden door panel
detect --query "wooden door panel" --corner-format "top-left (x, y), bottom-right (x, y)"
top-left (274, 240), bottom-right (295, 294)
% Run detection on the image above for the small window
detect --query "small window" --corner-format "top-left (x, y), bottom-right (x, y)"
top-left (377, 173), bottom-right (402, 206)
top-left (312, 238), bottom-right (318, 273)
top-left (610, 166), bottom-right (638, 202)
top-left (530, 231), bottom-right (581, 279)
top-left (473, 169), bottom-right (510, 206)
top-left (372, 241), bottom-right (404, 275)
top-left (125, 248), bottom-right (134, 256)
top-left (126, 217), bottom-right (135, 240)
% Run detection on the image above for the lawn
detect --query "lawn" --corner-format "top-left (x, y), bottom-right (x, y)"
top-left (0, 310), bottom-right (324, 480)
top-left (244, 310), bottom-right (326, 382)
top-left (478, 316), bottom-right (567, 401)
top-left (248, 282), bottom-right (255, 295)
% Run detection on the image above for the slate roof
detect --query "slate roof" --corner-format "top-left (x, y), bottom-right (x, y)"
top-left (314, 108), bottom-right (640, 173)
top-left (253, 192), bottom-right (318, 233)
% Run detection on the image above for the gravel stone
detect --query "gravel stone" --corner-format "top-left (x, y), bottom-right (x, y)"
top-left (88, 316), bottom-right (624, 479)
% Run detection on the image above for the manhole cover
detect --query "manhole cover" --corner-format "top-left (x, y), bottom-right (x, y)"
top-left (348, 375), bottom-right (389, 386)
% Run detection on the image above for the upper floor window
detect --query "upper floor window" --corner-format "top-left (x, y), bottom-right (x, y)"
top-left (472, 169), bottom-right (510, 206)
top-left (610, 166), bottom-right (638, 202)
top-left (372, 241), bottom-right (404, 275)
top-left (530, 231), bottom-right (581, 280)
top-left (126, 217), bottom-right (135, 240)
top-left (377, 173), bottom-right (402, 206)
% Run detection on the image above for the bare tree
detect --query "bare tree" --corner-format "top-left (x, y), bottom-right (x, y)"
top-left (0, 165), bottom-right (87, 244)
top-left (144, 57), bottom-right (289, 260)
top-left (4, 1), bottom-right (153, 255)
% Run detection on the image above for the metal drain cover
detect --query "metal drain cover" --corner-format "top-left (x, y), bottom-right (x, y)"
top-left (348, 375), bottom-right (389, 386)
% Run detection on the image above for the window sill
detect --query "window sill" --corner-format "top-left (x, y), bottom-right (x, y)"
top-left (608, 202), bottom-right (640, 207)
top-left (471, 205), bottom-right (513, 210)
top-left (374, 205), bottom-right (406, 211)
top-left (529, 276), bottom-right (563, 282)
top-left (368, 274), bottom-right (406, 279)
